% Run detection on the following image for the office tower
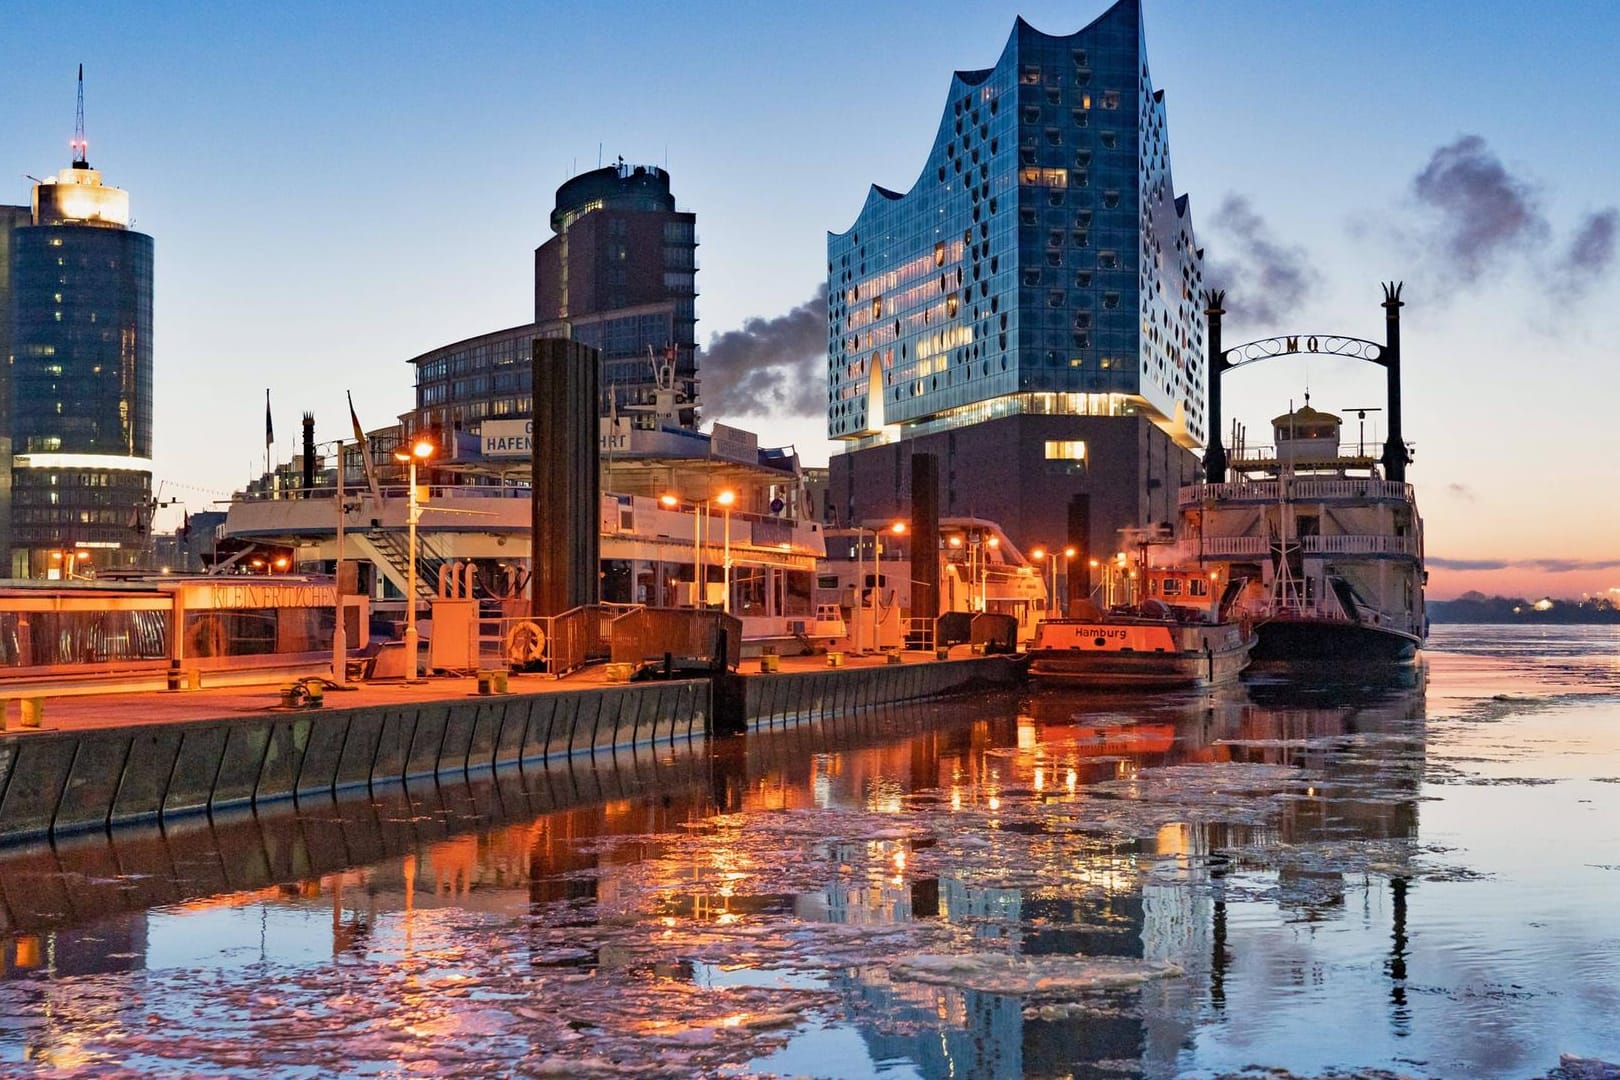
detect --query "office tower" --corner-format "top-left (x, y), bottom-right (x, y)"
top-left (5, 74), bottom-right (153, 576)
top-left (535, 161), bottom-right (698, 426)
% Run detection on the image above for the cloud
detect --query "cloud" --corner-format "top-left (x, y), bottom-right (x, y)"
top-left (1428, 556), bottom-right (1620, 573)
top-left (1410, 135), bottom-right (1548, 284)
top-left (1398, 136), bottom-right (1618, 303)
top-left (1556, 209), bottom-right (1618, 286)
top-left (700, 285), bottom-right (828, 421)
top-left (1201, 195), bottom-right (1318, 326)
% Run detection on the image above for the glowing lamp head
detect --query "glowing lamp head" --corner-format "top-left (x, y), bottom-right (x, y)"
top-left (1032, 547), bottom-right (1047, 561)
top-left (659, 493), bottom-right (679, 509)
top-left (1063, 546), bottom-right (1077, 559)
top-left (394, 438), bottom-right (434, 463)
top-left (890, 521), bottom-right (906, 535)
top-left (716, 489), bottom-right (736, 508)
top-left (948, 536), bottom-right (963, 548)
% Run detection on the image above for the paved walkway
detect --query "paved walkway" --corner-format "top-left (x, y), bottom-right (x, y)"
top-left (0, 648), bottom-right (954, 735)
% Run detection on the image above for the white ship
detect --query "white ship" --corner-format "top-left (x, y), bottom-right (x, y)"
top-left (221, 417), bottom-right (833, 660)
top-left (1161, 401), bottom-right (1426, 665)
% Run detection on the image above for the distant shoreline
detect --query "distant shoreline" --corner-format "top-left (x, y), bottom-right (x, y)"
top-left (1430, 598), bottom-right (1620, 625)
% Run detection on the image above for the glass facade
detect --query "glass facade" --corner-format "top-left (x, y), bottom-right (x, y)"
top-left (9, 225), bottom-right (153, 458)
top-left (826, 0), bottom-right (1205, 451)
top-left (5, 185), bottom-right (154, 573)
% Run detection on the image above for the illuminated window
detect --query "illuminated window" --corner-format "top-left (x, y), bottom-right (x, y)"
top-left (1045, 440), bottom-right (1087, 461)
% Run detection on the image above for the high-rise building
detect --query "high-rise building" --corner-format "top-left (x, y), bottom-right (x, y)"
top-left (412, 161), bottom-right (699, 439)
top-left (535, 161), bottom-right (698, 426)
top-left (826, 0), bottom-right (1205, 580)
top-left (4, 82), bottom-right (153, 577)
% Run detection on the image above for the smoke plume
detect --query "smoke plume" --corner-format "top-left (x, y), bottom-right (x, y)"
top-left (1409, 135), bottom-right (1548, 284)
top-left (701, 284), bottom-right (829, 420)
top-left (1201, 194), bottom-right (1318, 327)
top-left (1558, 209), bottom-right (1618, 282)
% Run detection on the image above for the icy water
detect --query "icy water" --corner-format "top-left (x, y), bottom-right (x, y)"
top-left (1, 626), bottom-right (1618, 1079)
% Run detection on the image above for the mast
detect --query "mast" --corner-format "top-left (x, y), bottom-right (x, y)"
top-left (72, 64), bottom-right (89, 168)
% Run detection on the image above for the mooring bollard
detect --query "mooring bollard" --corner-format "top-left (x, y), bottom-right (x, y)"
top-left (476, 670), bottom-right (494, 695)
top-left (827, 651), bottom-right (844, 667)
top-left (886, 650), bottom-right (903, 665)
top-left (761, 653), bottom-right (780, 673)
top-left (19, 698), bottom-right (45, 728)
top-left (492, 669), bottom-right (509, 693)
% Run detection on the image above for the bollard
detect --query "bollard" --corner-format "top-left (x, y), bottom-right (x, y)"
top-left (935, 646), bottom-right (950, 661)
top-left (827, 651), bottom-right (844, 667)
top-left (886, 650), bottom-right (903, 665)
top-left (19, 698), bottom-right (44, 728)
top-left (303, 680), bottom-right (325, 708)
top-left (476, 670), bottom-right (494, 695)
top-left (166, 660), bottom-right (185, 691)
top-left (761, 653), bottom-right (780, 673)
top-left (492, 669), bottom-right (509, 693)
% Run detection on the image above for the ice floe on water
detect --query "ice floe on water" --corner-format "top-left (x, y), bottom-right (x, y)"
top-left (887, 952), bottom-right (1181, 995)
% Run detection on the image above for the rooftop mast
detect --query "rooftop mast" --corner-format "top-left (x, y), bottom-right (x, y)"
top-left (72, 64), bottom-right (88, 168)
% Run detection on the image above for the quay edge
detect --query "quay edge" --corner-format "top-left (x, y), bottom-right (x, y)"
top-left (0, 655), bottom-right (1022, 849)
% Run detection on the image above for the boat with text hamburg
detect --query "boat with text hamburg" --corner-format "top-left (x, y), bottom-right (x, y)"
top-left (1168, 401), bottom-right (1427, 666)
top-left (1027, 566), bottom-right (1255, 687)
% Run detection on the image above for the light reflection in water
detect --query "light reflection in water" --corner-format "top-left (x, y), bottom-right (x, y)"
top-left (0, 629), bottom-right (1616, 1078)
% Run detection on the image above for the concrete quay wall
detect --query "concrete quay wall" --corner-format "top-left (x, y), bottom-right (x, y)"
top-left (742, 655), bottom-right (1023, 731)
top-left (0, 655), bottom-right (1022, 848)
top-left (0, 681), bottom-right (708, 847)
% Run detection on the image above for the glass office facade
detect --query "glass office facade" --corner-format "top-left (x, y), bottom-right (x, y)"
top-left (827, 0), bottom-right (1205, 451)
top-left (6, 209), bottom-right (154, 573)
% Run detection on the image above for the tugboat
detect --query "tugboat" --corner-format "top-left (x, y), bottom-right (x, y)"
top-left (1027, 563), bottom-right (1256, 687)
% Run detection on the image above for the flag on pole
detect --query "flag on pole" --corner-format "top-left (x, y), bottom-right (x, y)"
top-left (347, 390), bottom-right (384, 503)
top-left (265, 388), bottom-right (273, 447)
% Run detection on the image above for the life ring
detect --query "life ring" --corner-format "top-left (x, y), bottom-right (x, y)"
top-left (505, 620), bottom-right (546, 664)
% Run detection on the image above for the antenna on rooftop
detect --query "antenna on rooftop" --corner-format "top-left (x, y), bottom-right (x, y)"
top-left (72, 64), bottom-right (89, 168)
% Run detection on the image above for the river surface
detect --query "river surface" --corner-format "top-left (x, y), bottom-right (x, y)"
top-left (1, 625), bottom-right (1617, 1079)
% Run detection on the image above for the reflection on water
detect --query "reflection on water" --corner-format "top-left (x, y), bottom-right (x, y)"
top-left (0, 627), bottom-right (1617, 1078)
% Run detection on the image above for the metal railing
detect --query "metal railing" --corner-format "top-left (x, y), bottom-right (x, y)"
top-left (1180, 479), bottom-right (1415, 508)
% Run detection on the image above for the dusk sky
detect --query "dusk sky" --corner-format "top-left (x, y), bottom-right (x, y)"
top-left (4, 1), bottom-right (1617, 600)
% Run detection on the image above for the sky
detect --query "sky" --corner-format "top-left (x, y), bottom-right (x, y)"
top-left (3, 1), bottom-right (1618, 600)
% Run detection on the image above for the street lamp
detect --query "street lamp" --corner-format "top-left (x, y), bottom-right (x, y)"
top-left (393, 435), bottom-right (435, 681)
top-left (716, 489), bottom-right (736, 613)
top-left (855, 520), bottom-right (906, 651)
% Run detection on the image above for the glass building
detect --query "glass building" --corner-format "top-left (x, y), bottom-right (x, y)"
top-left (535, 162), bottom-right (698, 427)
top-left (413, 162), bottom-right (700, 444)
top-left (4, 156), bottom-right (153, 577)
top-left (826, 0), bottom-right (1206, 572)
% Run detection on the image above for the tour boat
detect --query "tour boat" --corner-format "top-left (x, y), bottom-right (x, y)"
top-left (1026, 565), bottom-right (1255, 687)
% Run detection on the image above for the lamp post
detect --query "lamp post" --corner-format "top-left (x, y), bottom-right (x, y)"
top-left (1031, 547), bottom-right (1058, 619)
top-left (332, 438), bottom-right (348, 687)
top-left (716, 489), bottom-right (736, 613)
top-left (856, 520), bottom-right (906, 651)
top-left (393, 435), bottom-right (435, 682)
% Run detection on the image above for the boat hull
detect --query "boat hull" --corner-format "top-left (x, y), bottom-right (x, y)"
top-left (1027, 620), bottom-right (1255, 688)
top-left (1249, 617), bottom-right (1421, 666)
